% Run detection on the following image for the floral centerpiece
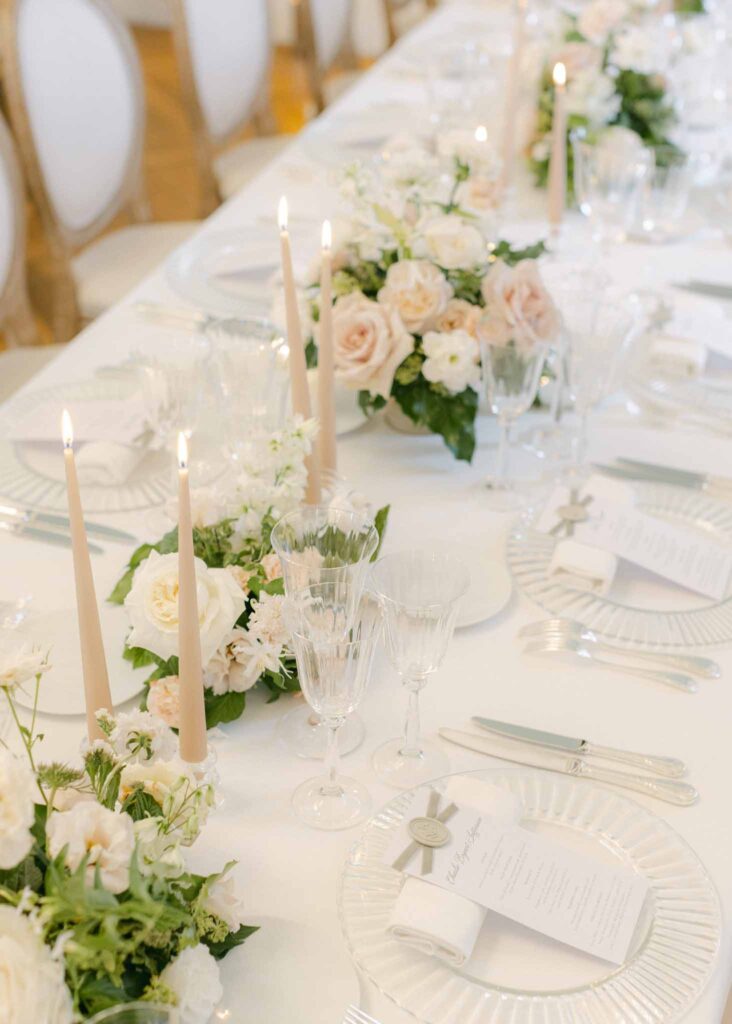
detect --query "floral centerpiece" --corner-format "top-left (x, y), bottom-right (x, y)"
top-left (302, 134), bottom-right (548, 462)
top-left (110, 418), bottom-right (389, 729)
top-left (0, 652), bottom-right (254, 1022)
top-left (529, 0), bottom-right (678, 190)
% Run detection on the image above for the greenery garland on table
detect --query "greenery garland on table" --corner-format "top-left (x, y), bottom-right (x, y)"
top-left (0, 657), bottom-right (254, 1023)
top-left (109, 419), bottom-right (389, 730)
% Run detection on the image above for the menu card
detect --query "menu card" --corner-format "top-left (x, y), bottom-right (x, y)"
top-left (387, 791), bottom-right (649, 966)
top-left (538, 486), bottom-right (732, 601)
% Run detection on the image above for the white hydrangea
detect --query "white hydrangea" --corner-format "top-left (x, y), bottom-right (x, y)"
top-left (421, 330), bottom-right (481, 394)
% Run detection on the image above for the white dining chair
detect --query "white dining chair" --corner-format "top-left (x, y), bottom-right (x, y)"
top-left (169, 0), bottom-right (289, 209)
top-left (0, 0), bottom-right (198, 343)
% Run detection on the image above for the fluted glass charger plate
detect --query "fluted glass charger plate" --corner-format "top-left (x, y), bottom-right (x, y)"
top-left (339, 770), bottom-right (721, 1024)
top-left (0, 378), bottom-right (171, 513)
top-left (507, 482), bottom-right (732, 648)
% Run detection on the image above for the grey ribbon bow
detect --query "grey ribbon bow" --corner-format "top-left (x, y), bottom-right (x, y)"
top-left (391, 789), bottom-right (459, 877)
top-left (549, 489), bottom-right (593, 539)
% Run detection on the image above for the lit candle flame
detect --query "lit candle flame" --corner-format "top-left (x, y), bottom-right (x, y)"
top-left (553, 62), bottom-right (566, 88)
top-left (321, 219), bottom-right (332, 252)
top-left (177, 432), bottom-right (188, 469)
top-left (474, 125), bottom-right (488, 144)
top-left (278, 195), bottom-right (288, 233)
top-left (62, 409), bottom-right (73, 449)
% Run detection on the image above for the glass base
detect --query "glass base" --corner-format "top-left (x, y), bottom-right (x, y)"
top-left (277, 702), bottom-right (365, 759)
top-left (291, 773), bottom-right (372, 830)
top-left (372, 738), bottom-right (450, 789)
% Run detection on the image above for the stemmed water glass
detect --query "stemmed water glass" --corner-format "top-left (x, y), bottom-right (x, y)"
top-left (271, 506), bottom-right (380, 759)
top-left (285, 585), bottom-right (381, 830)
top-left (370, 551), bottom-right (469, 789)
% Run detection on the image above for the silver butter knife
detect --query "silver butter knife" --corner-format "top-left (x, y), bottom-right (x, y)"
top-left (0, 505), bottom-right (135, 544)
top-left (439, 729), bottom-right (699, 806)
top-left (0, 519), bottom-right (104, 554)
top-left (594, 461), bottom-right (732, 500)
top-left (674, 280), bottom-right (732, 302)
top-left (471, 717), bottom-right (686, 778)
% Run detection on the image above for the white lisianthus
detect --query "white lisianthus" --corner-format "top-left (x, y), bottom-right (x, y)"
top-left (205, 870), bottom-right (248, 931)
top-left (124, 550), bottom-right (246, 666)
top-left (421, 330), bottom-right (481, 394)
top-left (120, 759), bottom-right (214, 843)
top-left (0, 906), bottom-right (73, 1024)
top-left (0, 643), bottom-right (50, 692)
top-left (134, 818), bottom-right (185, 879)
top-left (47, 803), bottom-right (134, 894)
top-left (376, 259), bottom-right (453, 334)
top-left (160, 944), bottom-right (223, 1024)
top-left (418, 214), bottom-right (487, 270)
top-left (578, 0), bottom-right (630, 45)
top-left (0, 750), bottom-right (36, 869)
top-left (107, 708), bottom-right (178, 764)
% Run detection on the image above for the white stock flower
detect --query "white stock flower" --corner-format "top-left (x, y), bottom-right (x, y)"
top-left (134, 818), bottom-right (185, 878)
top-left (609, 24), bottom-right (666, 74)
top-left (421, 330), bottom-right (481, 394)
top-left (377, 259), bottom-right (453, 333)
top-left (578, 0), bottom-right (630, 45)
top-left (108, 708), bottom-right (178, 764)
top-left (205, 870), bottom-right (248, 931)
top-left (47, 803), bottom-right (134, 894)
top-left (0, 750), bottom-right (36, 869)
top-left (160, 944), bottom-right (223, 1024)
top-left (0, 906), bottom-right (73, 1024)
top-left (147, 675), bottom-right (181, 729)
top-left (0, 644), bottom-right (49, 692)
top-left (330, 291), bottom-right (414, 398)
top-left (124, 551), bottom-right (246, 666)
top-left (418, 214), bottom-right (487, 270)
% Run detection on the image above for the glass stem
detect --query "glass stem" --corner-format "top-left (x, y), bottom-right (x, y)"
top-left (495, 415), bottom-right (511, 489)
top-left (400, 680), bottom-right (424, 759)
top-left (322, 721), bottom-right (343, 796)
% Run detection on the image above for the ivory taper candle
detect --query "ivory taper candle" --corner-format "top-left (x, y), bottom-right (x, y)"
top-left (318, 219), bottom-right (337, 475)
top-left (278, 196), bottom-right (321, 503)
top-left (62, 410), bottom-right (113, 742)
top-left (176, 433), bottom-right (208, 764)
top-left (499, 0), bottom-right (526, 195)
top-left (548, 61), bottom-right (568, 231)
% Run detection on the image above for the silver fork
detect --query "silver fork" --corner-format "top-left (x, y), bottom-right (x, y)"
top-left (520, 618), bottom-right (720, 679)
top-left (524, 636), bottom-right (699, 693)
top-left (342, 1007), bottom-right (382, 1024)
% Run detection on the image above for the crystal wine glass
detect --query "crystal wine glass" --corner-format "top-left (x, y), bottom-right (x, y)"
top-left (371, 551), bottom-right (469, 789)
top-left (285, 586), bottom-right (381, 830)
top-left (271, 506), bottom-right (380, 759)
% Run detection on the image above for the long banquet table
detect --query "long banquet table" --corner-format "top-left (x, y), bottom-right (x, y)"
top-left (4, 4), bottom-right (732, 1021)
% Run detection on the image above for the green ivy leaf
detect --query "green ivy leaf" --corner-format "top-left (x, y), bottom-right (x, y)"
top-left (123, 646), bottom-right (159, 671)
top-left (205, 923), bottom-right (259, 960)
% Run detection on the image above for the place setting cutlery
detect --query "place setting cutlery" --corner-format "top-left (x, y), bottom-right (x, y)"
top-left (439, 718), bottom-right (699, 806)
top-left (0, 503), bottom-right (135, 553)
top-left (673, 280), bottom-right (732, 302)
top-left (594, 457), bottom-right (732, 499)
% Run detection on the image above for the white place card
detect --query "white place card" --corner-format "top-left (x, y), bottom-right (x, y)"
top-left (387, 792), bottom-right (648, 966)
top-left (6, 399), bottom-right (148, 445)
top-left (538, 486), bottom-right (732, 601)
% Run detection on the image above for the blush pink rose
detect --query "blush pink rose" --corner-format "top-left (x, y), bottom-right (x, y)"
top-left (479, 260), bottom-right (560, 352)
top-left (330, 291), bottom-right (414, 398)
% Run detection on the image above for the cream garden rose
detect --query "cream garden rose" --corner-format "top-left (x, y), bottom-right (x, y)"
top-left (330, 291), bottom-right (413, 397)
top-left (434, 298), bottom-right (481, 337)
top-left (147, 675), bottom-right (181, 729)
top-left (377, 259), bottom-right (453, 333)
top-left (479, 260), bottom-right (560, 352)
top-left (421, 330), bottom-right (481, 394)
top-left (124, 550), bottom-right (246, 665)
top-left (0, 750), bottom-right (36, 869)
top-left (419, 214), bottom-right (487, 270)
top-left (47, 802), bottom-right (135, 894)
top-left (0, 906), bottom-right (73, 1024)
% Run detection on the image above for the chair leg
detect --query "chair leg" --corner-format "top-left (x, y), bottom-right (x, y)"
top-left (3, 288), bottom-right (37, 347)
top-left (50, 265), bottom-right (81, 344)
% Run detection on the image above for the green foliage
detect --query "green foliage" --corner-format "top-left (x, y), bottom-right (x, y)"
top-left (206, 923), bottom-right (260, 959)
top-left (392, 374), bottom-right (478, 462)
top-left (204, 688), bottom-right (247, 727)
top-left (120, 784), bottom-right (164, 822)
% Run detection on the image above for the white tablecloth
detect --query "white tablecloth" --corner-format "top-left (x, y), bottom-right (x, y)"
top-left (3, 4), bottom-right (732, 1021)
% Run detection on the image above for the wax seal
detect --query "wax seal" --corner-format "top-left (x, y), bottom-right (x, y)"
top-left (408, 816), bottom-right (451, 849)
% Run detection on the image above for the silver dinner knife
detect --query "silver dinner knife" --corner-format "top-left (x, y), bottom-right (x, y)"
top-left (438, 729), bottom-right (699, 806)
top-left (0, 505), bottom-right (134, 544)
top-left (471, 717), bottom-right (686, 778)
top-left (674, 281), bottom-right (732, 302)
top-left (0, 519), bottom-right (104, 554)
top-left (594, 461), bottom-right (732, 500)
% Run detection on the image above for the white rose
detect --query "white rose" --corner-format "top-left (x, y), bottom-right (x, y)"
top-left (134, 818), bottom-right (185, 879)
top-left (454, 176), bottom-right (502, 216)
top-left (479, 259), bottom-right (560, 353)
top-left (421, 330), bottom-right (481, 394)
top-left (418, 214), bottom-right (487, 270)
top-left (0, 906), bottom-right (73, 1024)
top-left (578, 0), bottom-right (630, 45)
top-left (0, 643), bottom-right (49, 692)
top-left (47, 803), bottom-right (134, 894)
top-left (205, 870), bottom-right (248, 931)
top-left (377, 259), bottom-right (453, 333)
top-left (160, 944), bottom-right (223, 1024)
top-left (147, 675), bottom-right (181, 729)
top-left (0, 750), bottom-right (36, 869)
top-left (108, 708), bottom-right (178, 764)
top-left (124, 550), bottom-right (246, 666)
top-left (330, 291), bottom-right (414, 398)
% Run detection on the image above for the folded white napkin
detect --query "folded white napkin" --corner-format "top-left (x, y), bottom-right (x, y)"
top-left (648, 332), bottom-right (707, 378)
top-left (387, 777), bottom-right (523, 966)
top-left (75, 441), bottom-right (146, 486)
